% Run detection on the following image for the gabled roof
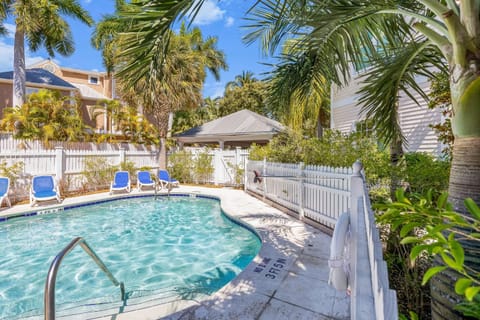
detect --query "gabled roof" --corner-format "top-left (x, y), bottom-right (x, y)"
top-left (175, 109), bottom-right (285, 145)
top-left (0, 68), bottom-right (76, 89)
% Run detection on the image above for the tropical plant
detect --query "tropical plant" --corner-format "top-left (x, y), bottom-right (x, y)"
top-left (218, 80), bottom-right (270, 117)
top-left (0, 89), bottom-right (92, 142)
top-left (225, 71), bottom-right (257, 91)
top-left (168, 150), bottom-right (193, 183)
top-left (264, 44), bottom-right (331, 138)
top-left (0, 0), bottom-right (93, 107)
top-left (0, 160), bottom-right (23, 186)
top-left (82, 157), bottom-right (117, 191)
top-left (193, 150), bottom-right (214, 184)
top-left (377, 189), bottom-right (480, 319)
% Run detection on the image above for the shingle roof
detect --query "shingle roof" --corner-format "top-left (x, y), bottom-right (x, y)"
top-left (175, 109), bottom-right (285, 138)
top-left (0, 68), bottom-right (76, 89)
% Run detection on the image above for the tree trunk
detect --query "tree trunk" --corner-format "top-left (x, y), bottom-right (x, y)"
top-left (431, 137), bottom-right (480, 320)
top-left (159, 137), bottom-right (167, 170)
top-left (13, 28), bottom-right (26, 107)
top-left (430, 70), bottom-right (480, 320)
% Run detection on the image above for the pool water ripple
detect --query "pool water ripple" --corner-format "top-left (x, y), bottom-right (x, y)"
top-left (0, 196), bottom-right (260, 319)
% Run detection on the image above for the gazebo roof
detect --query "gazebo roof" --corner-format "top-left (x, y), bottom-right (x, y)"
top-left (174, 109), bottom-right (285, 146)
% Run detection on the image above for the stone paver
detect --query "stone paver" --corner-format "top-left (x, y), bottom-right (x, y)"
top-left (0, 186), bottom-right (350, 319)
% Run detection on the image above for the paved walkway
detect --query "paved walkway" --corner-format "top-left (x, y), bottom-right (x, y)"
top-left (0, 186), bottom-right (350, 320)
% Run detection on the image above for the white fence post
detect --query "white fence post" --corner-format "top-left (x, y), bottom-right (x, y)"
top-left (298, 162), bottom-right (304, 220)
top-left (262, 157), bottom-right (267, 200)
top-left (55, 147), bottom-right (65, 181)
top-left (119, 147), bottom-right (126, 165)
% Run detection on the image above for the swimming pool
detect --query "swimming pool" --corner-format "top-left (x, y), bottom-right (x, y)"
top-left (0, 195), bottom-right (261, 319)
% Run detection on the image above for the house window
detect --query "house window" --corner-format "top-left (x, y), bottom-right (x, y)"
top-left (89, 76), bottom-right (99, 85)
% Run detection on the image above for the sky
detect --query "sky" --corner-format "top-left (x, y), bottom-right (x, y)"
top-left (0, 0), bottom-right (277, 98)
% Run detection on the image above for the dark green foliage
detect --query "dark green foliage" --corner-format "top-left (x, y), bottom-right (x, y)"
top-left (403, 153), bottom-right (450, 194)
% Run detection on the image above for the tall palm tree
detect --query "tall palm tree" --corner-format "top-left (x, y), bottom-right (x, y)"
top-left (0, 0), bottom-right (93, 107)
top-left (102, 1), bottom-right (480, 318)
top-left (94, 4), bottom-right (227, 168)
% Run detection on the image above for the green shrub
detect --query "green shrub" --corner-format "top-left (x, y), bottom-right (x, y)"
top-left (82, 157), bottom-right (117, 190)
top-left (168, 150), bottom-right (194, 183)
top-left (403, 153), bottom-right (450, 194)
top-left (376, 190), bottom-right (480, 319)
top-left (0, 160), bottom-right (24, 186)
top-left (193, 151), bottom-right (214, 184)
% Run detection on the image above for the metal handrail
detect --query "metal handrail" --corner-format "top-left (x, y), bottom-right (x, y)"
top-left (44, 237), bottom-right (125, 320)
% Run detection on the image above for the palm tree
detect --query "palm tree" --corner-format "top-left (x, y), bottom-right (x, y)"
top-left (225, 71), bottom-right (257, 91)
top-left (102, 1), bottom-right (480, 318)
top-left (266, 47), bottom-right (330, 137)
top-left (94, 4), bottom-right (227, 168)
top-left (0, 0), bottom-right (93, 107)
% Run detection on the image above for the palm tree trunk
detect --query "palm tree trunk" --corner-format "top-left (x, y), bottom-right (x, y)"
top-left (430, 69), bottom-right (480, 319)
top-left (431, 137), bottom-right (480, 320)
top-left (13, 28), bottom-right (26, 107)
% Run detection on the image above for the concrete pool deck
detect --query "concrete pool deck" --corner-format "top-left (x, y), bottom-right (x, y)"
top-left (0, 186), bottom-right (350, 320)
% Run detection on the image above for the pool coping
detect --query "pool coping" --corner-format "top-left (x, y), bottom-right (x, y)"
top-left (1, 186), bottom-right (350, 320)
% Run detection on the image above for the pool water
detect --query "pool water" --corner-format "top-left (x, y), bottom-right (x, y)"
top-left (0, 196), bottom-right (261, 319)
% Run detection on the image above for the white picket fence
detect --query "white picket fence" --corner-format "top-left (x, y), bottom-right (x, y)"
top-left (0, 146), bottom-right (159, 200)
top-left (245, 160), bottom-right (397, 320)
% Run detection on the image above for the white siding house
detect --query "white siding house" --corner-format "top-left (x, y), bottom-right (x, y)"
top-left (331, 71), bottom-right (443, 155)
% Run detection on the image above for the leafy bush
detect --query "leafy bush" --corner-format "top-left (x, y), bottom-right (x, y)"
top-left (0, 160), bottom-right (24, 186)
top-left (377, 189), bottom-right (480, 319)
top-left (82, 157), bottom-right (117, 190)
top-left (0, 90), bottom-right (92, 142)
top-left (249, 129), bottom-right (391, 187)
top-left (193, 151), bottom-right (214, 184)
top-left (168, 150), bottom-right (193, 183)
top-left (403, 153), bottom-right (450, 194)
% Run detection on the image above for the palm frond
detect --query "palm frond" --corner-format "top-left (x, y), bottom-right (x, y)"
top-left (357, 38), bottom-right (447, 144)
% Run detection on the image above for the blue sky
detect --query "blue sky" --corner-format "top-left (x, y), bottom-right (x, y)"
top-left (0, 0), bottom-right (276, 98)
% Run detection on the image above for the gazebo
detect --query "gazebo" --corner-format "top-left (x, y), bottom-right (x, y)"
top-left (174, 109), bottom-right (285, 149)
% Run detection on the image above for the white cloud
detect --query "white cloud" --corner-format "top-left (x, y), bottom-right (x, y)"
top-left (192, 0), bottom-right (225, 25)
top-left (225, 17), bottom-right (234, 27)
top-left (4, 23), bottom-right (16, 38)
top-left (205, 81), bottom-right (225, 98)
top-left (0, 40), bottom-right (45, 72)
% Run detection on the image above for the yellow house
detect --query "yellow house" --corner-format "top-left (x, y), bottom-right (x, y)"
top-left (0, 60), bottom-right (116, 132)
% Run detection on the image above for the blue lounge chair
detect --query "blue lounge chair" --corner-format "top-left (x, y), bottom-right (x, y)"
top-left (110, 171), bottom-right (131, 194)
top-left (137, 171), bottom-right (155, 191)
top-left (30, 175), bottom-right (61, 206)
top-left (0, 177), bottom-right (11, 208)
top-left (158, 169), bottom-right (179, 190)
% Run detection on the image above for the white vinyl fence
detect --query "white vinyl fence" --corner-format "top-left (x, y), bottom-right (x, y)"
top-left (245, 160), bottom-right (397, 320)
top-left (182, 147), bottom-right (250, 185)
top-left (0, 135), bottom-right (159, 200)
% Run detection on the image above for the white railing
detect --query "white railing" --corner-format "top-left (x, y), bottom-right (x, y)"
top-left (350, 162), bottom-right (398, 320)
top-left (245, 159), bottom-right (397, 320)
